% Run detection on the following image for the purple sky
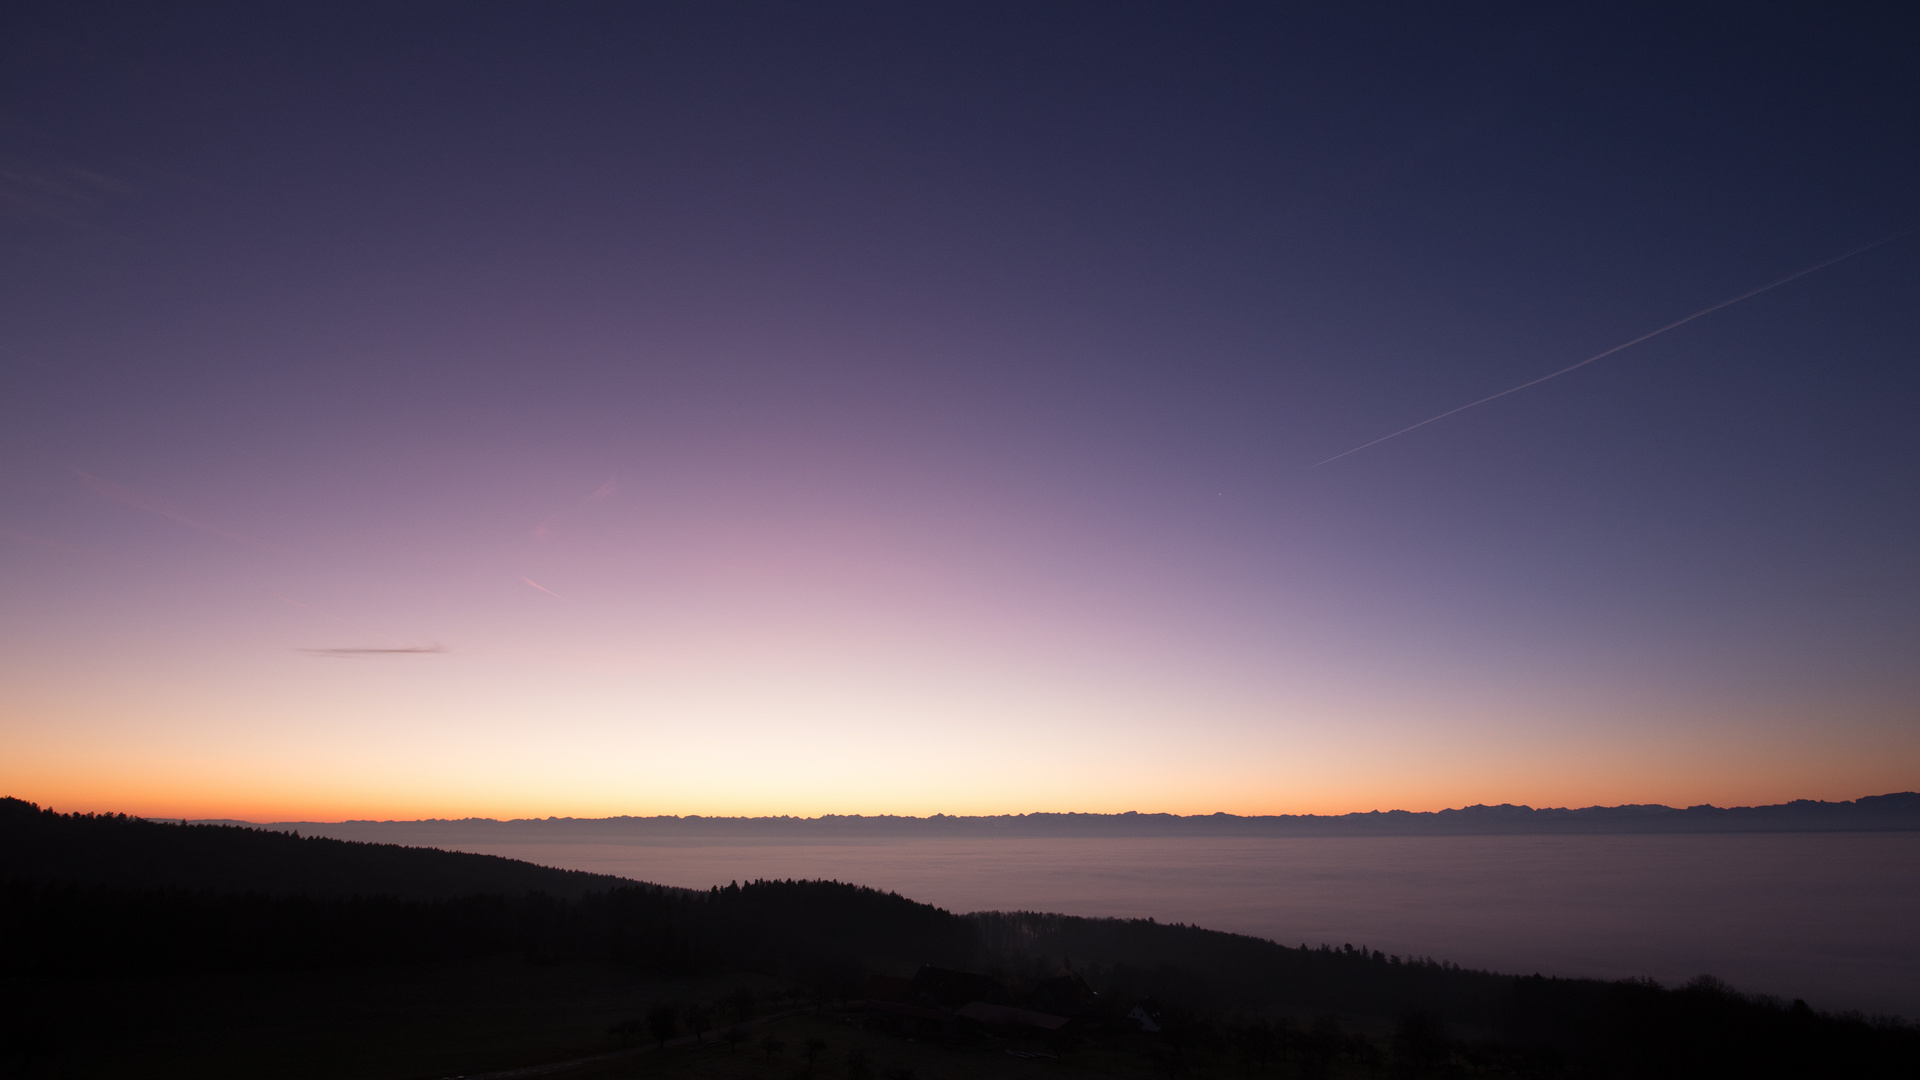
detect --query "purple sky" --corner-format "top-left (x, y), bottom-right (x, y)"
top-left (2, 3), bottom-right (1916, 818)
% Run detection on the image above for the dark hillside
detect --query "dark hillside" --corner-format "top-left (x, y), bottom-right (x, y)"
top-left (0, 796), bottom-right (641, 900)
top-left (971, 911), bottom-right (1920, 1078)
top-left (2, 798), bottom-right (974, 980)
top-left (973, 910), bottom-right (1514, 1022)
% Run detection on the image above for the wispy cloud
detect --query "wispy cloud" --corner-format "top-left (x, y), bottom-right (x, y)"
top-left (299, 644), bottom-right (447, 658)
top-left (0, 527), bottom-right (75, 552)
top-left (76, 470), bottom-right (285, 551)
top-left (523, 577), bottom-right (565, 599)
top-left (0, 151), bottom-right (134, 229)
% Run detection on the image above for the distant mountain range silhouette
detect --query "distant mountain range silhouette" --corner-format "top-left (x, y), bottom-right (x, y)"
top-left (239, 791), bottom-right (1920, 840)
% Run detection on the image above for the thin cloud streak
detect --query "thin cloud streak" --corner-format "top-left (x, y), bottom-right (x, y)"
top-left (1315, 229), bottom-right (1919, 466)
top-left (0, 527), bottom-right (76, 552)
top-left (299, 644), bottom-right (447, 657)
top-left (523, 577), bottom-right (565, 599)
top-left (75, 469), bottom-right (286, 551)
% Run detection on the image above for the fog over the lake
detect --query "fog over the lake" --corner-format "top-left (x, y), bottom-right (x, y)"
top-left (261, 797), bottom-right (1920, 1017)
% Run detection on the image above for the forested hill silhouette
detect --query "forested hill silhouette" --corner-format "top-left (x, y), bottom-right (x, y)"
top-left (0, 795), bottom-right (647, 900)
top-left (254, 791), bottom-right (1920, 844)
top-left (3, 795), bottom-right (970, 976)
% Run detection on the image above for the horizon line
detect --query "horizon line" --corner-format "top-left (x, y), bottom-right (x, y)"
top-left (151, 790), bottom-right (1920, 826)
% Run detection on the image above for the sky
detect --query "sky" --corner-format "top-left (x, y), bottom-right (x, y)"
top-left (2, 3), bottom-right (1916, 821)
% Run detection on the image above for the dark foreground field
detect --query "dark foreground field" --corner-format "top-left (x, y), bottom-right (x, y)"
top-left (571, 1001), bottom-right (1482, 1080)
top-left (1, 964), bottom-right (1374, 1080)
top-left (2, 958), bottom-right (756, 1079)
top-left (5, 797), bottom-right (1917, 1079)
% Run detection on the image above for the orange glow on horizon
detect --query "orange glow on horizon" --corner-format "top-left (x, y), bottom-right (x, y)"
top-left (10, 765), bottom-right (1913, 826)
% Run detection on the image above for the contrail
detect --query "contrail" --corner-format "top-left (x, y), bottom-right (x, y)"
top-left (1315, 229), bottom-right (1916, 466)
top-left (523, 577), bottom-right (565, 599)
top-left (534, 476), bottom-right (617, 539)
